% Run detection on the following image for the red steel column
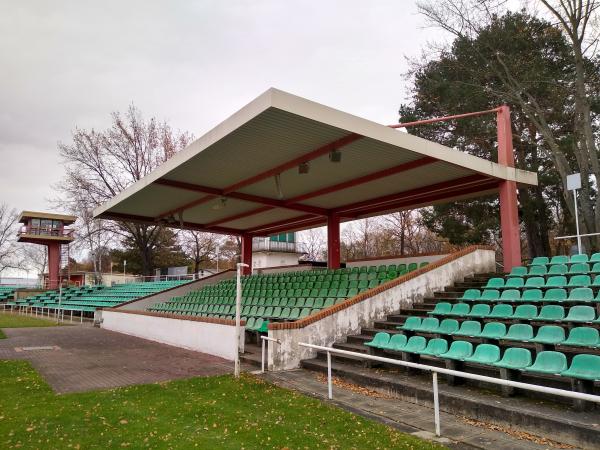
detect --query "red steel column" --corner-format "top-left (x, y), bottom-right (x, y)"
top-left (241, 233), bottom-right (253, 275)
top-left (327, 214), bottom-right (341, 269)
top-left (47, 243), bottom-right (61, 289)
top-left (497, 105), bottom-right (522, 271)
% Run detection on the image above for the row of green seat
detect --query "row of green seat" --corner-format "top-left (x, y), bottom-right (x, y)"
top-left (365, 333), bottom-right (600, 380)
top-left (429, 302), bottom-right (599, 322)
top-left (153, 296), bottom-right (345, 311)
top-left (509, 263), bottom-right (600, 278)
top-left (460, 288), bottom-right (600, 302)
top-left (486, 275), bottom-right (600, 289)
top-left (530, 254), bottom-right (600, 266)
top-left (401, 317), bottom-right (600, 346)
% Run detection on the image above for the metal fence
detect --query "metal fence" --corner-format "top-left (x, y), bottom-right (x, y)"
top-left (299, 342), bottom-right (600, 437)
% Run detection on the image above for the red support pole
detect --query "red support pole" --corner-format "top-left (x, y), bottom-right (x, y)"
top-left (241, 234), bottom-right (253, 275)
top-left (47, 243), bottom-right (61, 289)
top-left (497, 105), bottom-right (522, 271)
top-left (327, 214), bottom-right (341, 269)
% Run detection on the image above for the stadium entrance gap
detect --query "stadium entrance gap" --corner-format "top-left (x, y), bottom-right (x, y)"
top-left (93, 88), bottom-right (537, 271)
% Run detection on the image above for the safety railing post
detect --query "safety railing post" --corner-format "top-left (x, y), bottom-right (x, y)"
top-left (261, 337), bottom-right (266, 374)
top-left (433, 372), bottom-right (441, 437)
top-left (327, 351), bottom-right (333, 400)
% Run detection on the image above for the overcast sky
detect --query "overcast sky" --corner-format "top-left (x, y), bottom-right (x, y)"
top-left (0, 1), bottom-right (447, 214)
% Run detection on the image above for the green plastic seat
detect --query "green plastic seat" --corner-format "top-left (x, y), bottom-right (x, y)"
top-left (590, 253), bottom-right (600, 263)
top-left (402, 336), bottom-right (427, 353)
top-left (504, 277), bottom-right (524, 289)
top-left (523, 351), bottom-right (568, 375)
top-left (561, 327), bottom-right (599, 347)
top-left (500, 289), bottom-right (521, 302)
top-left (485, 278), bottom-right (505, 289)
top-left (466, 304), bottom-right (491, 318)
top-left (504, 324), bottom-right (534, 341)
top-left (537, 305), bottom-right (565, 321)
top-left (400, 316), bottom-right (422, 331)
top-left (418, 317), bottom-right (440, 333)
top-left (568, 287), bottom-right (594, 302)
top-left (408, 263), bottom-right (418, 272)
top-left (521, 289), bottom-right (543, 303)
top-left (479, 322), bottom-right (507, 339)
top-left (418, 338), bottom-right (448, 356)
top-left (480, 289), bottom-right (500, 301)
top-left (530, 325), bottom-right (565, 344)
top-left (530, 257), bottom-right (549, 266)
top-left (550, 255), bottom-right (570, 265)
top-left (544, 288), bottom-right (567, 302)
top-left (463, 343), bottom-right (501, 364)
top-left (593, 275), bottom-right (600, 287)
top-left (440, 340), bottom-right (473, 360)
top-left (453, 320), bottom-right (482, 337)
top-left (524, 277), bottom-right (545, 288)
top-left (488, 304), bottom-right (513, 319)
top-left (570, 254), bottom-right (589, 264)
top-left (447, 303), bottom-right (470, 316)
top-left (568, 275), bottom-right (591, 288)
top-left (429, 302), bottom-right (452, 315)
top-left (459, 289), bottom-right (480, 301)
top-left (512, 304), bottom-right (537, 320)
top-left (493, 347), bottom-right (532, 370)
top-left (560, 354), bottom-right (600, 380)
top-left (437, 319), bottom-right (459, 334)
top-left (545, 276), bottom-right (567, 288)
top-left (382, 334), bottom-right (408, 351)
top-left (569, 263), bottom-right (590, 275)
top-left (528, 265), bottom-right (547, 277)
top-left (548, 264), bottom-right (568, 276)
top-left (365, 332), bottom-right (391, 348)
top-left (507, 266), bottom-right (527, 277)
top-left (564, 305), bottom-right (596, 322)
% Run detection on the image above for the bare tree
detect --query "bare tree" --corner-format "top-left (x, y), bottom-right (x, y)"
top-left (417, 0), bottom-right (600, 247)
top-left (57, 105), bottom-right (193, 275)
top-left (179, 231), bottom-right (219, 274)
top-left (299, 227), bottom-right (326, 261)
top-left (0, 204), bottom-right (21, 274)
top-left (20, 244), bottom-right (47, 279)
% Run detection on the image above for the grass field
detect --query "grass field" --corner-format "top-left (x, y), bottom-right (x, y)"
top-left (0, 312), bottom-right (58, 336)
top-left (0, 360), bottom-right (445, 449)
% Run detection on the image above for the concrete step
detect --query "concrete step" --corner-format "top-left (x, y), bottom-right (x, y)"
top-left (299, 358), bottom-right (600, 449)
top-left (332, 341), bottom-right (369, 353)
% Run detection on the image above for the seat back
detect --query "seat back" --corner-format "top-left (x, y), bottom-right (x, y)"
top-left (531, 351), bottom-right (568, 372)
top-left (498, 347), bottom-right (532, 369)
top-left (480, 321), bottom-right (506, 338)
top-left (419, 317), bottom-right (440, 332)
top-left (480, 289), bottom-right (500, 301)
top-left (438, 319), bottom-right (459, 334)
top-left (489, 304), bottom-right (513, 318)
top-left (545, 276), bottom-right (567, 288)
top-left (566, 305), bottom-right (596, 321)
top-left (568, 287), bottom-right (594, 302)
top-left (456, 320), bottom-right (482, 336)
top-left (534, 325), bottom-right (565, 343)
top-left (538, 305), bottom-right (565, 321)
top-left (500, 289), bottom-right (521, 301)
top-left (424, 338), bottom-right (448, 355)
top-left (570, 254), bottom-right (589, 264)
top-left (485, 277), bottom-right (505, 288)
top-left (524, 277), bottom-right (545, 288)
top-left (470, 343), bottom-right (501, 363)
top-left (564, 327), bottom-right (600, 346)
top-left (548, 264), bottom-right (568, 276)
top-left (505, 323), bottom-right (534, 340)
top-left (513, 304), bottom-right (537, 319)
top-left (387, 333), bottom-right (408, 350)
top-left (521, 289), bottom-right (543, 302)
top-left (544, 288), bottom-right (567, 302)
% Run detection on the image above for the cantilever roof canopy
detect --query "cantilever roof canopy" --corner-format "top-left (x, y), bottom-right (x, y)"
top-left (93, 88), bottom-right (537, 236)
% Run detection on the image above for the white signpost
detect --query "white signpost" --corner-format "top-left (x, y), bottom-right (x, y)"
top-left (566, 173), bottom-right (582, 255)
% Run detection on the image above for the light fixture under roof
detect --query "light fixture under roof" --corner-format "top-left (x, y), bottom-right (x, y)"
top-left (274, 174), bottom-right (284, 199)
top-left (212, 198), bottom-right (228, 210)
top-left (329, 149), bottom-right (342, 162)
top-left (298, 162), bottom-right (310, 174)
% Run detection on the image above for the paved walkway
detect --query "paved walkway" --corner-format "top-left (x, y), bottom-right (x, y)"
top-left (0, 325), bottom-right (233, 393)
top-left (261, 369), bottom-right (576, 450)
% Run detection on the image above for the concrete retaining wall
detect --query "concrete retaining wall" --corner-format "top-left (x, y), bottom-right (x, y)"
top-left (268, 247), bottom-right (495, 370)
top-left (101, 310), bottom-right (243, 360)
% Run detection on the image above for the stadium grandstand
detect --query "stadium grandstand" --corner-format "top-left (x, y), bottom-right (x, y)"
top-left (2, 280), bottom-right (190, 318)
top-left (87, 89), bottom-right (600, 447)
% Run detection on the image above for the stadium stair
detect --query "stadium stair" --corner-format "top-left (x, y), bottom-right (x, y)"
top-left (298, 261), bottom-right (600, 448)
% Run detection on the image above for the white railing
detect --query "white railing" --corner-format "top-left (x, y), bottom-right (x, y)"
top-left (260, 335), bottom-right (281, 373)
top-left (252, 240), bottom-right (307, 253)
top-left (299, 342), bottom-right (600, 438)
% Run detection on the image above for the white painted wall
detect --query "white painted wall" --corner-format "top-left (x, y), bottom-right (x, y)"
top-left (268, 248), bottom-right (495, 370)
top-left (252, 252), bottom-right (299, 269)
top-left (101, 310), bottom-right (243, 360)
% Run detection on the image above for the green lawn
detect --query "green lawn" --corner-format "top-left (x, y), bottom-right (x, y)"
top-left (0, 312), bottom-right (58, 334)
top-left (0, 360), bottom-right (445, 449)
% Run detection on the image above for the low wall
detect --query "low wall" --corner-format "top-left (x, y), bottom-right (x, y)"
top-left (101, 310), bottom-right (244, 360)
top-left (268, 246), bottom-right (495, 370)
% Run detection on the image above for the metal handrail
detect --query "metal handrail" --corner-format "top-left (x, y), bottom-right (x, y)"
top-left (260, 335), bottom-right (281, 373)
top-left (299, 342), bottom-right (600, 437)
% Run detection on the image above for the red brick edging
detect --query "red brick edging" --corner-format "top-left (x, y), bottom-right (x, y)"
top-left (268, 245), bottom-right (493, 331)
